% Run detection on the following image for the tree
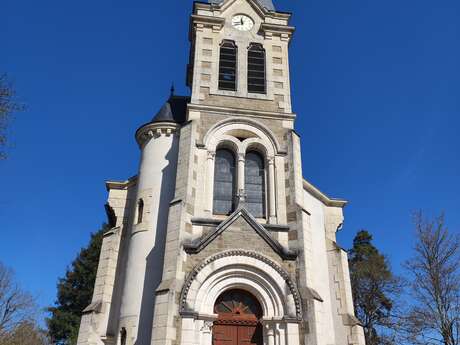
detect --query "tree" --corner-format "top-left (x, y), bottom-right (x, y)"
top-left (47, 225), bottom-right (108, 345)
top-left (0, 262), bottom-right (46, 344)
top-left (401, 212), bottom-right (460, 345)
top-left (0, 262), bottom-right (36, 337)
top-left (349, 230), bottom-right (402, 345)
top-left (0, 73), bottom-right (23, 159)
top-left (0, 321), bottom-right (49, 345)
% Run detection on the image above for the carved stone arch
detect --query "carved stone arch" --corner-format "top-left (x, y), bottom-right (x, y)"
top-left (210, 134), bottom-right (243, 155)
top-left (242, 138), bottom-right (274, 158)
top-left (204, 117), bottom-right (281, 155)
top-left (180, 250), bottom-right (302, 320)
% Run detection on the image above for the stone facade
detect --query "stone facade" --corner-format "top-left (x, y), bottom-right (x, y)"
top-left (76, 1), bottom-right (366, 345)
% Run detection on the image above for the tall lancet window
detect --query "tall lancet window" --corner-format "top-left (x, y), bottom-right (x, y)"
top-left (218, 40), bottom-right (238, 91)
top-left (247, 43), bottom-right (266, 94)
top-left (245, 151), bottom-right (266, 218)
top-left (213, 149), bottom-right (237, 215)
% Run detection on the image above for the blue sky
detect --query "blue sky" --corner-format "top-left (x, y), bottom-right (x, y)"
top-left (1, 0), bottom-right (459, 318)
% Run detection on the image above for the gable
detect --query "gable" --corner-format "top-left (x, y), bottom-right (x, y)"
top-left (184, 207), bottom-right (297, 260)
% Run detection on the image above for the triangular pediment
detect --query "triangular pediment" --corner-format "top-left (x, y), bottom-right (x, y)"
top-left (184, 207), bottom-right (297, 260)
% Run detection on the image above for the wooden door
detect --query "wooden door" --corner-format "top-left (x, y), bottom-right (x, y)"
top-left (213, 290), bottom-right (263, 345)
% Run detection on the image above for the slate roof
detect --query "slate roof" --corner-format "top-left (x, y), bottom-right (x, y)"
top-left (151, 95), bottom-right (189, 124)
top-left (209, 0), bottom-right (275, 11)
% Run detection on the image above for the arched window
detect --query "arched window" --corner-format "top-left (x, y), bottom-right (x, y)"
top-left (245, 151), bottom-right (266, 218)
top-left (219, 40), bottom-right (237, 91)
top-left (213, 149), bottom-right (236, 215)
top-left (247, 43), bottom-right (266, 94)
top-left (137, 199), bottom-right (144, 224)
top-left (120, 328), bottom-right (127, 345)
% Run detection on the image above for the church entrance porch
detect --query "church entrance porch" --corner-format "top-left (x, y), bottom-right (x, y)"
top-left (179, 250), bottom-right (302, 345)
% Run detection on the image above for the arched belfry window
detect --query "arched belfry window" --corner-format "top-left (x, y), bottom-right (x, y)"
top-left (245, 151), bottom-right (266, 218)
top-left (247, 43), bottom-right (266, 94)
top-left (218, 40), bottom-right (237, 91)
top-left (137, 199), bottom-right (144, 224)
top-left (213, 149), bottom-right (237, 215)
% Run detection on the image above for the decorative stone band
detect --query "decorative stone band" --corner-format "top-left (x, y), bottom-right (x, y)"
top-left (179, 249), bottom-right (303, 320)
top-left (135, 122), bottom-right (180, 147)
top-left (191, 14), bottom-right (225, 32)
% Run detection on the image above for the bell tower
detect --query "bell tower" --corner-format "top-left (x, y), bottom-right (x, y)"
top-left (187, 0), bottom-right (295, 115)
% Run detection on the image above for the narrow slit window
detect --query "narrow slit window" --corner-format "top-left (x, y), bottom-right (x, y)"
top-left (120, 328), bottom-right (127, 345)
top-left (218, 40), bottom-right (237, 91)
top-left (245, 151), bottom-right (266, 218)
top-left (247, 43), bottom-right (266, 94)
top-left (213, 149), bottom-right (237, 215)
top-left (137, 199), bottom-right (144, 224)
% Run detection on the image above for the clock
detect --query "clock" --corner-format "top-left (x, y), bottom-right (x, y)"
top-left (232, 15), bottom-right (254, 32)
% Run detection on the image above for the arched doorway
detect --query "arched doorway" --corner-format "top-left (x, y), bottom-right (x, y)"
top-left (213, 290), bottom-right (263, 345)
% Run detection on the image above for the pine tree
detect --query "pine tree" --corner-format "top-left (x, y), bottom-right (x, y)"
top-left (47, 225), bottom-right (108, 345)
top-left (349, 230), bottom-right (401, 345)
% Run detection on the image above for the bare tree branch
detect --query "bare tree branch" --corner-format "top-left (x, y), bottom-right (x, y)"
top-left (0, 262), bottom-right (36, 338)
top-left (0, 73), bottom-right (23, 160)
top-left (400, 211), bottom-right (460, 345)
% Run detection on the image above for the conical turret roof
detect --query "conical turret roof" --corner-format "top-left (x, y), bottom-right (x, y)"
top-left (151, 95), bottom-right (189, 124)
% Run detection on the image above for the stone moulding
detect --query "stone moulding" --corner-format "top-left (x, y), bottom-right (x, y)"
top-left (179, 249), bottom-right (303, 320)
top-left (135, 122), bottom-right (180, 147)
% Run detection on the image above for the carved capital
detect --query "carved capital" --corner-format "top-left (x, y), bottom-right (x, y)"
top-left (207, 151), bottom-right (216, 160)
top-left (201, 321), bottom-right (214, 334)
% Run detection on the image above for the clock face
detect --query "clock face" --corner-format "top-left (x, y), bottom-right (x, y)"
top-left (232, 15), bottom-right (254, 32)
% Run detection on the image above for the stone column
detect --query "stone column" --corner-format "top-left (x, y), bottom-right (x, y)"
top-left (200, 321), bottom-right (214, 345)
top-left (206, 151), bottom-right (216, 215)
top-left (266, 325), bottom-right (275, 345)
top-left (237, 152), bottom-right (246, 206)
top-left (268, 157), bottom-right (277, 223)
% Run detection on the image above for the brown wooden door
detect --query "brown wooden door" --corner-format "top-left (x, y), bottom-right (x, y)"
top-left (213, 324), bottom-right (238, 345)
top-left (213, 324), bottom-right (262, 345)
top-left (213, 290), bottom-right (263, 345)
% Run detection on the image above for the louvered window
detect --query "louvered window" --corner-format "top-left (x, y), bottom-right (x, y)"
top-left (247, 43), bottom-right (266, 94)
top-left (219, 40), bottom-right (237, 91)
top-left (213, 149), bottom-right (237, 215)
top-left (245, 152), bottom-right (266, 218)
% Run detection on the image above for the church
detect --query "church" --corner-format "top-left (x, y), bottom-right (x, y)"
top-left (76, 1), bottom-right (366, 345)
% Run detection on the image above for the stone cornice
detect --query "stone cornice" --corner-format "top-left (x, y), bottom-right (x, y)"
top-left (135, 122), bottom-right (180, 147)
top-left (260, 23), bottom-right (295, 41)
top-left (188, 103), bottom-right (296, 121)
top-left (191, 14), bottom-right (225, 32)
top-left (191, 217), bottom-right (290, 232)
top-left (105, 175), bottom-right (138, 191)
top-left (303, 179), bottom-right (348, 208)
